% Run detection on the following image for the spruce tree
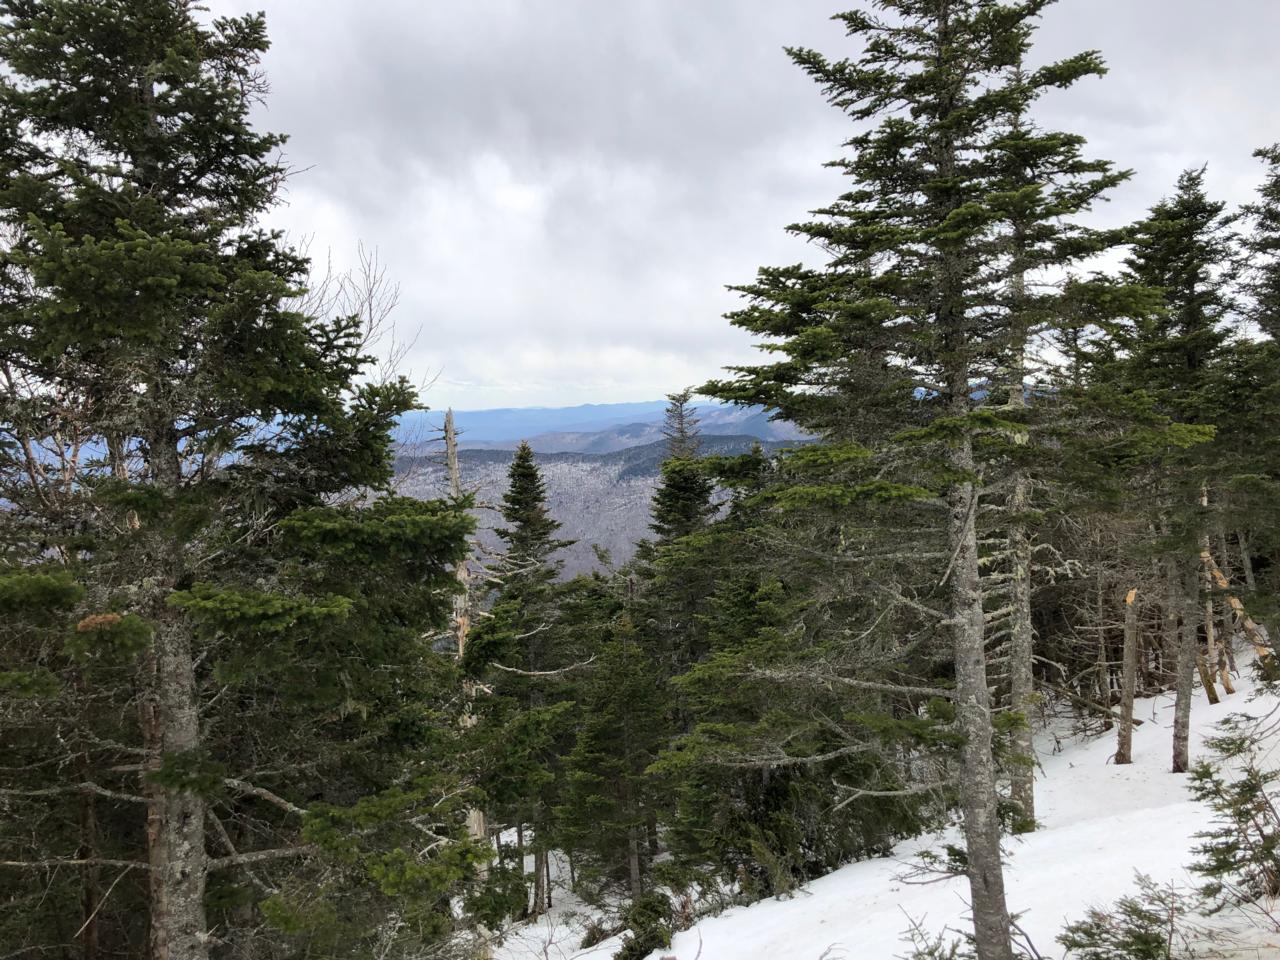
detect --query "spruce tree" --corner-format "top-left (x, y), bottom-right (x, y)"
top-left (650, 390), bottom-right (715, 544)
top-left (1112, 168), bottom-right (1239, 771)
top-left (0, 3), bottom-right (476, 956)
top-left (556, 615), bottom-right (669, 902)
top-left (705, 4), bottom-right (1134, 955)
top-left (468, 442), bottom-right (576, 920)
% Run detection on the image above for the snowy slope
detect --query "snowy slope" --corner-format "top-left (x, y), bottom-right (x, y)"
top-left (496, 655), bottom-right (1280, 960)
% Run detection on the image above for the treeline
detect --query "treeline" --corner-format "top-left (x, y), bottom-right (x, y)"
top-left (2, 2), bottom-right (1279, 960)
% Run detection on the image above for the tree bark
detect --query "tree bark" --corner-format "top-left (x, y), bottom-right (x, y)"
top-left (532, 847), bottom-right (547, 918)
top-left (1171, 564), bottom-right (1198, 774)
top-left (143, 429), bottom-right (209, 960)
top-left (627, 826), bottom-right (643, 902)
top-left (1005, 251), bottom-right (1037, 834)
top-left (1116, 589), bottom-right (1138, 765)
top-left (948, 447), bottom-right (1015, 960)
top-left (146, 622), bottom-right (208, 959)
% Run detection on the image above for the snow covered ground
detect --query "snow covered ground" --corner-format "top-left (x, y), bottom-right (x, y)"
top-left (496, 654), bottom-right (1280, 960)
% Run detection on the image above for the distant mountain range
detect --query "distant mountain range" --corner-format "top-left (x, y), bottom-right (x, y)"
top-left (394, 400), bottom-right (806, 574)
top-left (396, 399), bottom-right (805, 454)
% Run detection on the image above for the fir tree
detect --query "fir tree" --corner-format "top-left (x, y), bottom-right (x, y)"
top-left (661, 387), bottom-right (702, 459)
top-left (704, 4), bottom-right (1131, 954)
top-left (0, 3), bottom-right (476, 956)
top-left (468, 442), bottom-right (577, 920)
top-left (556, 615), bottom-right (669, 902)
top-left (650, 390), bottom-right (715, 544)
top-left (1112, 168), bottom-right (1239, 771)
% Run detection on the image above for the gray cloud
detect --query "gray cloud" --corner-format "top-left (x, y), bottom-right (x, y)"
top-left (208, 0), bottom-right (1280, 408)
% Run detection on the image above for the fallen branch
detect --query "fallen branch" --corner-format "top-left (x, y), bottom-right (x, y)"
top-left (488, 656), bottom-right (596, 677)
top-left (1041, 680), bottom-right (1143, 727)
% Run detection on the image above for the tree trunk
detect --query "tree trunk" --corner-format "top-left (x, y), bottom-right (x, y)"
top-left (1094, 569), bottom-right (1113, 730)
top-left (532, 848), bottom-right (547, 918)
top-left (1238, 530), bottom-right (1257, 592)
top-left (1005, 268), bottom-right (1036, 834)
top-left (1007, 473), bottom-right (1036, 832)
top-left (1161, 564), bottom-right (1180, 689)
top-left (627, 826), bottom-right (643, 902)
top-left (948, 447), bottom-right (1015, 960)
top-left (446, 410), bottom-right (491, 871)
top-left (1198, 491), bottom-right (1227, 696)
top-left (1116, 589), bottom-right (1138, 765)
top-left (144, 431), bottom-right (208, 960)
top-left (76, 746), bottom-right (101, 960)
top-left (147, 622), bottom-right (208, 960)
top-left (1171, 564), bottom-right (1198, 774)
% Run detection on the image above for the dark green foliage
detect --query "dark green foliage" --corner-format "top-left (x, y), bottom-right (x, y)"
top-left (1057, 875), bottom-right (1208, 960)
top-left (0, 1), bottom-right (477, 954)
top-left (613, 891), bottom-right (674, 960)
top-left (556, 616), bottom-right (670, 900)
top-left (498, 441), bottom-right (573, 568)
top-left (650, 456), bottom-right (715, 543)
top-left (1189, 715), bottom-right (1280, 909)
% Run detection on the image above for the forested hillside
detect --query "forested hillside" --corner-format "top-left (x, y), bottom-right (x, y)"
top-left (2, 3), bottom-right (1279, 960)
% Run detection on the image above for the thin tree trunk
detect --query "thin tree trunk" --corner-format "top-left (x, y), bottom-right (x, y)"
top-left (1199, 490), bottom-right (1228, 696)
top-left (1006, 264), bottom-right (1036, 834)
top-left (949, 445), bottom-right (1015, 960)
top-left (1171, 564), bottom-right (1198, 774)
top-left (75, 712), bottom-right (101, 960)
top-left (627, 826), bottom-right (642, 902)
top-left (1238, 530), bottom-right (1257, 592)
top-left (446, 410), bottom-right (491, 872)
top-left (1116, 589), bottom-right (1139, 765)
top-left (1161, 560), bottom-right (1181, 690)
top-left (532, 848), bottom-right (547, 918)
top-left (1095, 568), bottom-right (1113, 730)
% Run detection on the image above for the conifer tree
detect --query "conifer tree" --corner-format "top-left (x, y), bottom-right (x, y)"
top-left (468, 442), bottom-right (576, 919)
top-left (650, 390), bottom-right (715, 544)
top-left (1111, 168), bottom-right (1239, 771)
top-left (982, 59), bottom-right (1131, 831)
top-left (705, 4), bottom-right (1134, 955)
top-left (556, 615), bottom-right (669, 901)
top-left (0, 3), bottom-right (476, 956)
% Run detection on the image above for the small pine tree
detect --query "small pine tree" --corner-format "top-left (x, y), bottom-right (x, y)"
top-left (662, 388), bottom-right (702, 459)
top-left (1058, 874), bottom-right (1210, 960)
top-left (1189, 715), bottom-right (1280, 912)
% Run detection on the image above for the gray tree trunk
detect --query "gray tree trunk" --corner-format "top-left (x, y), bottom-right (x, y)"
top-left (1171, 564), bottom-right (1198, 774)
top-left (1116, 589), bottom-right (1139, 765)
top-left (949, 440), bottom-right (1015, 960)
top-left (144, 433), bottom-right (208, 960)
top-left (1005, 331), bottom-right (1036, 833)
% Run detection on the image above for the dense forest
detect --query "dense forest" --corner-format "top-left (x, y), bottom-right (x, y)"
top-left (2, 2), bottom-right (1279, 960)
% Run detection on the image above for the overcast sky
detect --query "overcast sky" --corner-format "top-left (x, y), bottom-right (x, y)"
top-left (209, 0), bottom-right (1279, 410)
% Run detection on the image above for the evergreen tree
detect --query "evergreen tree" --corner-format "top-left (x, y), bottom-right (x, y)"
top-left (704, 4), bottom-right (1131, 955)
top-left (556, 615), bottom-right (669, 902)
top-left (467, 442), bottom-right (576, 920)
top-left (0, 3), bottom-right (477, 957)
top-left (1111, 168), bottom-right (1239, 771)
top-left (650, 391), bottom-right (716, 544)
top-left (497, 441), bottom-right (570, 572)
top-left (661, 387), bottom-right (702, 459)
